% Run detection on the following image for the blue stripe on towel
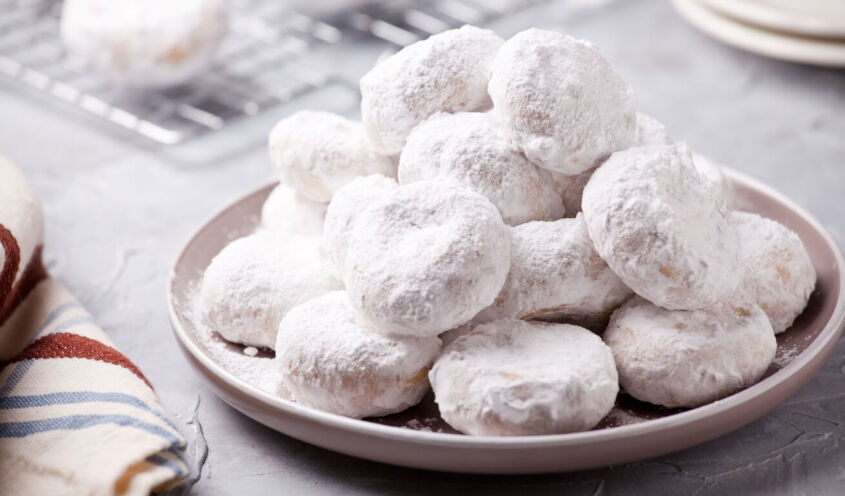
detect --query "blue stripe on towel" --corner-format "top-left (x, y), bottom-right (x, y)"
top-left (46, 315), bottom-right (97, 335)
top-left (147, 453), bottom-right (187, 476)
top-left (37, 302), bottom-right (82, 334)
top-left (0, 361), bottom-right (34, 397)
top-left (0, 391), bottom-right (180, 432)
top-left (0, 414), bottom-right (183, 445)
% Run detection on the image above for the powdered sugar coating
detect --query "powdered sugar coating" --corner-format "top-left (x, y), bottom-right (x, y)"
top-left (732, 211), bottom-right (816, 333)
top-left (60, 0), bottom-right (227, 88)
top-left (604, 297), bottom-right (776, 408)
top-left (582, 144), bottom-right (741, 310)
top-left (268, 111), bottom-right (395, 202)
top-left (634, 113), bottom-right (733, 205)
top-left (635, 112), bottom-right (674, 146)
top-left (693, 152), bottom-right (734, 207)
top-left (323, 174), bottom-right (398, 272)
top-left (199, 231), bottom-right (342, 349)
top-left (476, 215), bottom-right (632, 326)
top-left (344, 180), bottom-right (510, 337)
top-left (550, 168), bottom-right (595, 217)
top-left (261, 183), bottom-right (327, 236)
top-left (276, 291), bottom-right (441, 418)
top-left (399, 112), bottom-right (564, 225)
top-left (488, 28), bottom-right (636, 175)
top-left (430, 319), bottom-right (618, 436)
top-left (360, 26), bottom-right (503, 156)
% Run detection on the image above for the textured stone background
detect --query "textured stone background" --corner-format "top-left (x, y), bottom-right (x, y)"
top-left (1, 0), bottom-right (844, 494)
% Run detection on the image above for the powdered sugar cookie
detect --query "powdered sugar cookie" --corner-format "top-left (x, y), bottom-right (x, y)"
top-left (323, 174), bottom-right (398, 272)
top-left (430, 319), bottom-right (618, 436)
top-left (344, 180), bottom-right (510, 337)
top-left (732, 211), bottom-right (816, 333)
top-left (199, 231), bottom-right (341, 349)
top-left (476, 214), bottom-right (632, 327)
top-left (61, 0), bottom-right (227, 88)
top-left (582, 144), bottom-right (740, 310)
top-left (360, 25), bottom-right (503, 156)
top-left (635, 112), bottom-right (674, 146)
top-left (604, 297), bottom-right (776, 408)
top-left (399, 112), bottom-right (564, 225)
top-left (268, 111), bottom-right (395, 203)
top-left (634, 113), bottom-right (733, 205)
top-left (489, 28), bottom-right (636, 175)
top-left (276, 291), bottom-right (441, 418)
top-left (261, 183), bottom-right (327, 236)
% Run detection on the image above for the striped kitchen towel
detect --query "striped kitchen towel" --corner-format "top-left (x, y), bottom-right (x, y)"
top-left (0, 156), bottom-right (188, 495)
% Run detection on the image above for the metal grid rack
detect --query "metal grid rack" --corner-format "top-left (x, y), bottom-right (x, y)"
top-left (0, 0), bottom-right (546, 145)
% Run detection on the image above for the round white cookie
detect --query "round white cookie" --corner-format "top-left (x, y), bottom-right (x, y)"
top-left (322, 174), bottom-right (398, 273)
top-left (60, 0), bottom-right (227, 88)
top-left (399, 112), bottom-right (564, 225)
top-left (635, 112), bottom-right (674, 146)
top-left (261, 184), bottom-right (327, 236)
top-left (732, 211), bottom-right (816, 333)
top-left (276, 291), bottom-right (441, 418)
top-left (344, 180), bottom-right (510, 337)
top-left (582, 144), bottom-right (741, 310)
top-left (604, 297), bottom-right (776, 408)
top-left (634, 113), bottom-right (733, 205)
top-left (199, 231), bottom-right (341, 349)
top-left (476, 214), bottom-right (632, 328)
top-left (430, 319), bottom-right (618, 436)
top-left (488, 28), bottom-right (636, 175)
top-left (268, 111), bottom-right (395, 203)
top-left (360, 25), bottom-right (503, 156)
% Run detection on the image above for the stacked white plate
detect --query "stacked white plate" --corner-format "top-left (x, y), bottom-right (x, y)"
top-left (672, 0), bottom-right (845, 67)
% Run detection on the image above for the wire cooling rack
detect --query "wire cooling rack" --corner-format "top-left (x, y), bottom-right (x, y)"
top-left (0, 0), bottom-right (547, 145)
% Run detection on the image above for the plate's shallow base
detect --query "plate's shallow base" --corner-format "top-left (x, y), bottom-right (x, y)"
top-left (169, 169), bottom-right (845, 474)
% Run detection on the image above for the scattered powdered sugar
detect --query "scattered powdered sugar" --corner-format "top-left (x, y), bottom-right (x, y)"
top-left (403, 418), bottom-right (440, 432)
top-left (489, 28), bottom-right (636, 174)
top-left (774, 343), bottom-right (801, 368)
top-left (187, 279), bottom-right (285, 396)
top-left (602, 408), bottom-right (647, 428)
top-left (360, 25), bottom-right (503, 155)
top-left (398, 111), bottom-right (564, 225)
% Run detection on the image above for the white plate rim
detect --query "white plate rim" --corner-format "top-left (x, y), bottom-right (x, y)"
top-left (699, 0), bottom-right (845, 39)
top-left (673, 0), bottom-right (845, 68)
top-left (167, 167), bottom-right (845, 454)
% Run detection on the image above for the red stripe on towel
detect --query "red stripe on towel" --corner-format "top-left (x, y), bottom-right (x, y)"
top-left (8, 333), bottom-right (153, 390)
top-left (0, 245), bottom-right (47, 327)
top-left (0, 223), bottom-right (20, 314)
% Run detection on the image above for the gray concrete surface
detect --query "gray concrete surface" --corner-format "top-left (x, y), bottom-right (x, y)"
top-left (1, 0), bottom-right (844, 494)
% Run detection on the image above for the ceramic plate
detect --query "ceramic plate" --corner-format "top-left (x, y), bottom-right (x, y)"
top-left (673, 0), bottom-right (845, 68)
top-left (168, 169), bottom-right (845, 474)
top-left (700, 0), bottom-right (845, 39)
